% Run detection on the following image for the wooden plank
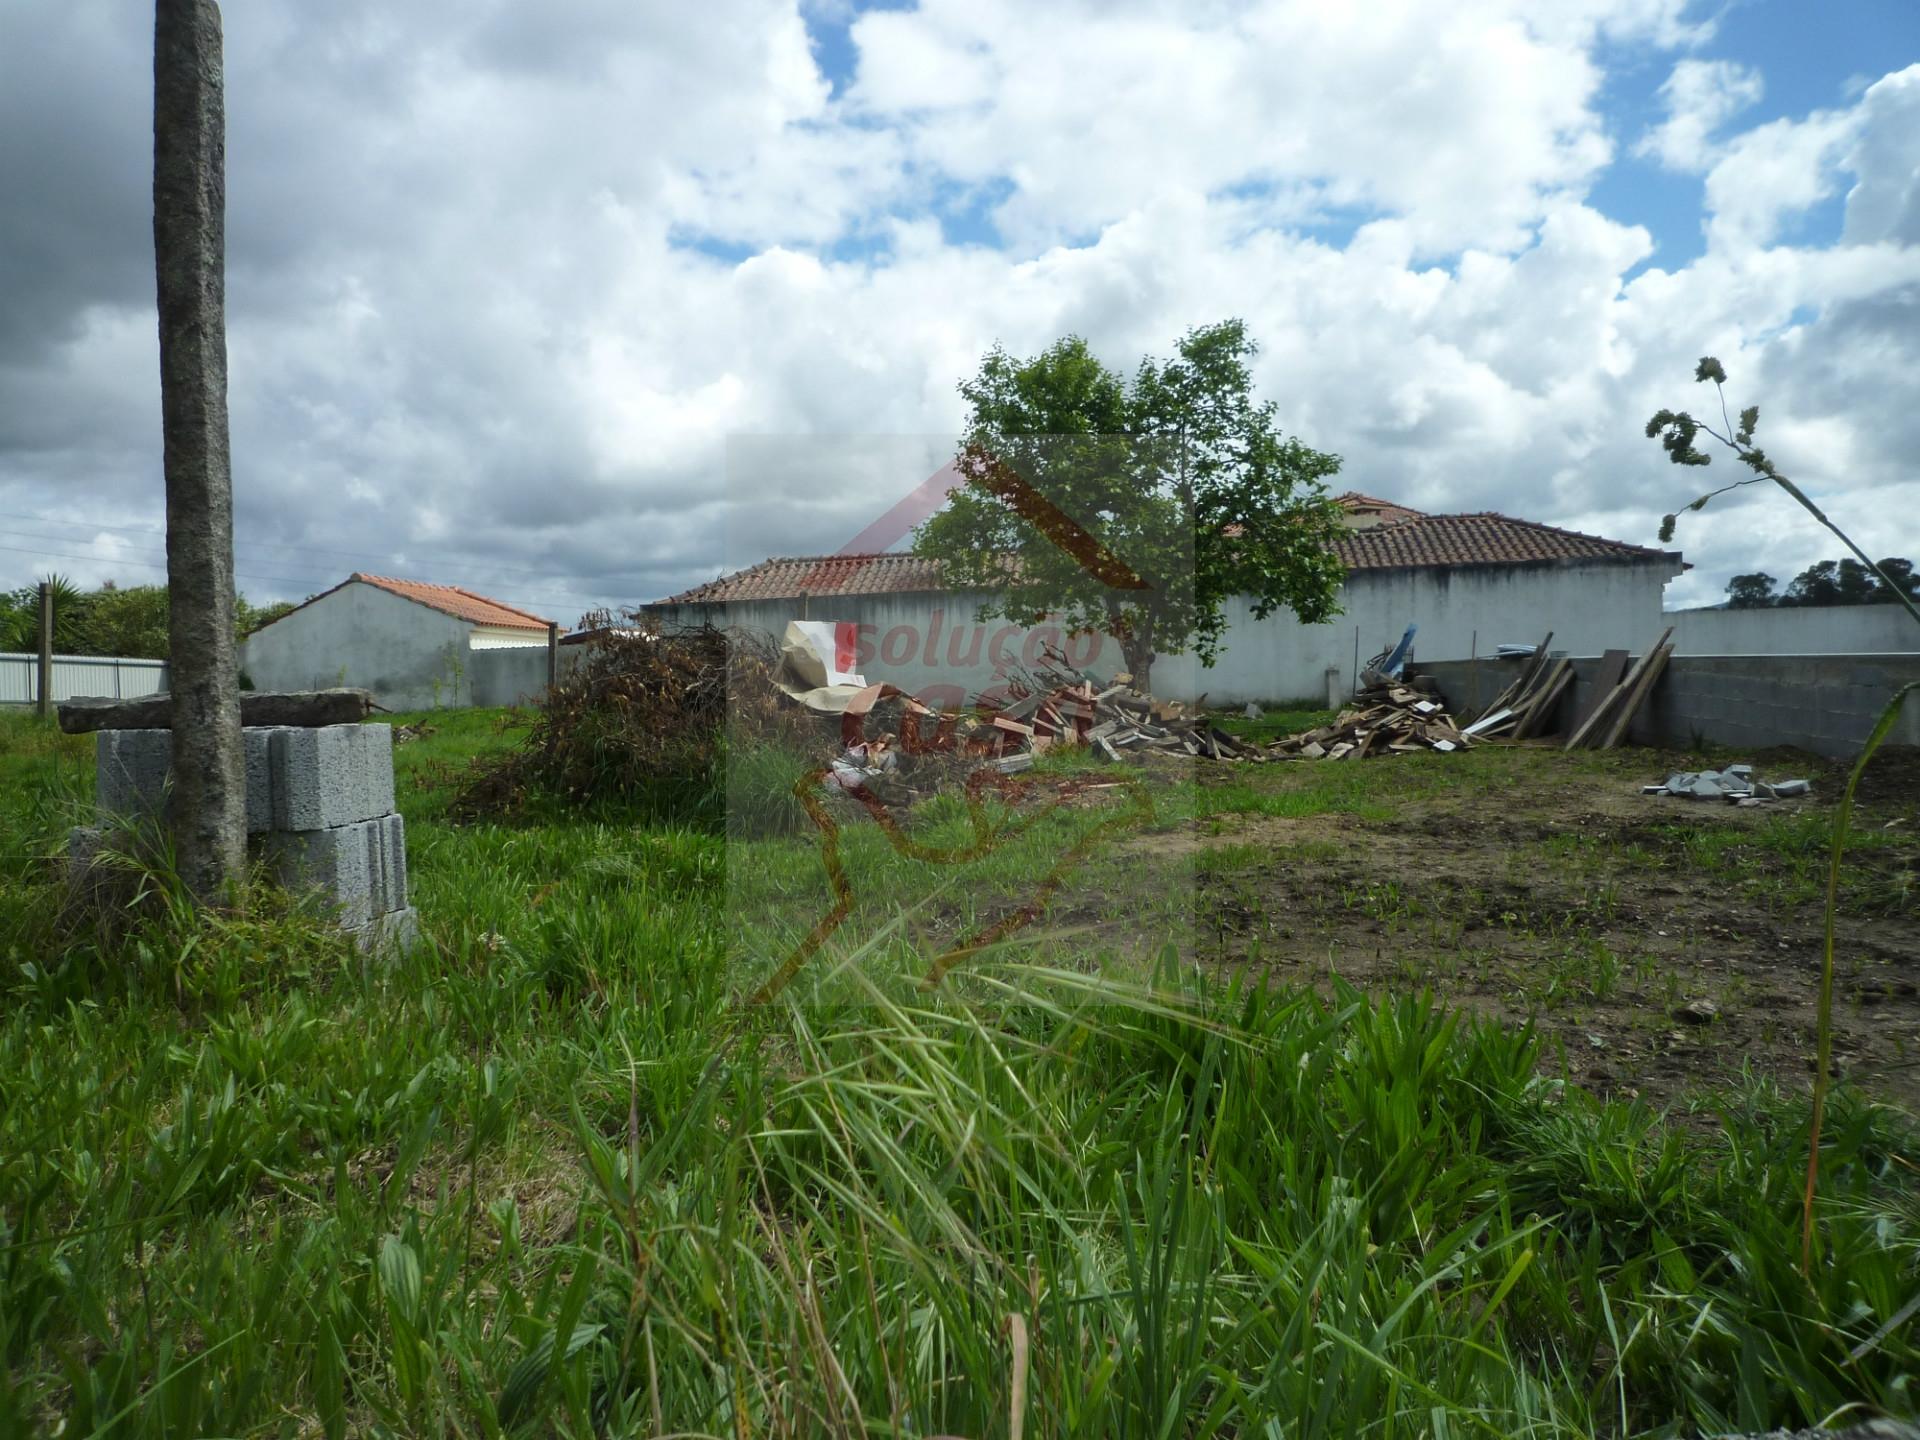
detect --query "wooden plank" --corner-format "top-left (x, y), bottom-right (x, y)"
top-left (1567, 628), bottom-right (1673, 750)
top-left (1462, 706), bottom-right (1514, 737)
top-left (57, 687), bottom-right (375, 734)
top-left (1598, 642), bottom-right (1673, 750)
top-left (1476, 631), bottom-right (1552, 719)
top-left (1567, 649), bottom-right (1628, 734)
top-left (1510, 661), bottom-right (1574, 740)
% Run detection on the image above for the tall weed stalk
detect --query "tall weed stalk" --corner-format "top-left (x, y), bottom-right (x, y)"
top-left (1648, 358), bottom-right (1920, 1272)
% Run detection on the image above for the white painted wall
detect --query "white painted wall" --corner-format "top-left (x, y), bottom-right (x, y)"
top-left (243, 581), bottom-right (476, 710)
top-left (1668, 604), bottom-right (1920, 656)
top-left (644, 559), bottom-right (1676, 706)
top-left (468, 626), bottom-right (550, 650)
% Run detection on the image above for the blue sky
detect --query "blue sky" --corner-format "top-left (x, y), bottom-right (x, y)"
top-left (1589, 0), bottom-right (1918, 270)
top-left (0, 0), bottom-right (1916, 617)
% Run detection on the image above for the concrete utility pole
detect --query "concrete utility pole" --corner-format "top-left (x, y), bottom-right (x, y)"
top-left (154, 0), bottom-right (246, 901)
top-left (36, 581), bottom-right (52, 719)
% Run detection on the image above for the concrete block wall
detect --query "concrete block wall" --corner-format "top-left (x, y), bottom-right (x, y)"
top-left (1417, 652), bottom-right (1920, 759)
top-left (87, 722), bottom-right (417, 950)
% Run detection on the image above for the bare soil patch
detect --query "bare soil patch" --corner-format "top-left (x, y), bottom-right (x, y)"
top-left (1141, 747), bottom-right (1920, 1112)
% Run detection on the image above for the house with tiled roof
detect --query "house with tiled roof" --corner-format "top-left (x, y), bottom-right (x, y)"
top-left (243, 573), bottom-right (557, 710)
top-left (643, 492), bottom-right (1685, 705)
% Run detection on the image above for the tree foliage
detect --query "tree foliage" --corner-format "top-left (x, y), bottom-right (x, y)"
top-left (1724, 572), bottom-right (1777, 609)
top-left (913, 321), bottom-right (1346, 688)
top-left (0, 577), bottom-right (294, 658)
top-left (1719, 559), bottom-right (1915, 609)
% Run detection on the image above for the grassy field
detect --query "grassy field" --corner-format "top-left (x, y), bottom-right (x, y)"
top-left (2, 706), bottom-right (1918, 1437)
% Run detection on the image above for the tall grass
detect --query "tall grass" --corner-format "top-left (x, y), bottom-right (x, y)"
top-left (2, 710), bottom-right (1916, 1436)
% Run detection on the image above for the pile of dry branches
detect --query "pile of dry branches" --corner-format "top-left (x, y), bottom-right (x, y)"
top-left (454, 625), bottom-right (823, 817)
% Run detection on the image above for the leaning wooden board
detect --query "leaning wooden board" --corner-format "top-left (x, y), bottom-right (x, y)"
top-left (1567, 649), bottom-right (1629, 734)
top-left (1598, 643), bottom-right (1674, 749)
top-left (1565, 629), bottom-right (1674, 750)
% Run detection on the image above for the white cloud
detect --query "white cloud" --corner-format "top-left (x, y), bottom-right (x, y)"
top-left (1, 3), bottom-right (1916, 625)
top-left (1842, 66), bottom-right (1920, 246)
top-left (1637, 58), bottom-right (1764, 173)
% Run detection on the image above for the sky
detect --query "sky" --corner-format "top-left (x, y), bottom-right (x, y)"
top-left (0, 0), bottom-right (1916, 624)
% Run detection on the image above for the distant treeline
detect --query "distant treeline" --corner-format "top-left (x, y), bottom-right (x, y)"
top-left (1724, 557), bottom-right (1918, 610)
top-left (0, 576), bottom-right (295, 659)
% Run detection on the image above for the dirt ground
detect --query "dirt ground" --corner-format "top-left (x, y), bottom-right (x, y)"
top-left (1132, 747), bottom-right (1920, 1114)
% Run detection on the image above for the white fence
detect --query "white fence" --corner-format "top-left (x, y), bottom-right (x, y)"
top-left (0, 652), bottom-right (169, 705)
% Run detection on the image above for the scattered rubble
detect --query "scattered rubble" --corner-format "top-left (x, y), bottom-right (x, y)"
top-left (826, 734), bottom-right (902, 791)
top-left (1267, 677), bottom-right (1473, 760)
top-left (971, 655), bottom-right (1258, 768)
top-left (1674, 998), bottom-right (1720, 1026)
top-left (1644, 764), bottom-right (1812, 806)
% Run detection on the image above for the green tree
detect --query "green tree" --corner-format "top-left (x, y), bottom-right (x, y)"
top-left (1724, 572), bottom-right (1777, 608)
top-left (1, 580), bottom-right (292, 658)
top-left (913, 321), bottom-right (1346, 690)
top-left (1781, 558), bottom-right (1879, 607)
top-left (79, 583), bottom-right (172, 657)
top-left (1, 575), bottom-right (90, 653)
top-left (237, 595), bottom-right (295, 635)
top-left (1869, 556), bottom-right (1918, 604)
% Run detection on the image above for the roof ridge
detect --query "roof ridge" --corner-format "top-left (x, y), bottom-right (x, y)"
top-left (350, 572), bottom-right (552, 628)
top-left (1447, 510), bottom-right (1667, 554)
top-left (445, 582), bottom-right (551, 626)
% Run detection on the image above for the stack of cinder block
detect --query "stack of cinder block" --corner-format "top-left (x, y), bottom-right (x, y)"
top-left (84, 723), bottom-right (418, 951)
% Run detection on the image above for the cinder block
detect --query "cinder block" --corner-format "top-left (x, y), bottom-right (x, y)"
top-left (268, 724), bottom-right (395, 831)
top-left (350, 906), bottom-right (421, 957)
top-left (243, 727), bottom-right (281, 832)
top-left (100, 727), bottom-right (293, 833)
top-left (94, 729), bottom-right (172, 817)
top-left (267, 812), bottom-right (408, 928)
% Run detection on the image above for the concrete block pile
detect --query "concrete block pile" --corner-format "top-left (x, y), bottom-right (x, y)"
top-left (86, 722), bottom-right (418, 951)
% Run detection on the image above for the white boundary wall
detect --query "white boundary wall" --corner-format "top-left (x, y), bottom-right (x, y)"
top-left (1668, 605), bottom-right (1920, 656)
top-left (0, 652), bottom-right (168, 705)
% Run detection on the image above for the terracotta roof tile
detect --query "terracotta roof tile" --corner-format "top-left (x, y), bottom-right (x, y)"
top-left (1332, 512), bottom-right (1677, 571)
top-left (660, 553), bottom-right (952, 605)
top-left (654, 504), bottom-right (1680, 605)
top-left (351, 573), bottom-right (553, 629)
top-left (1334, 490), bottom-right (1427, 525)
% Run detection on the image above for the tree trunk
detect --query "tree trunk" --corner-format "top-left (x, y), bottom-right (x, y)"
top-left (1118, 630), bottom-right (1156, 693)
top-left (155, 0), bottom-right (245, 903)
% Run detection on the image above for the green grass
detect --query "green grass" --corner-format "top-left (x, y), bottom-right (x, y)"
top-left (2, 707), bottom-right (1917, 1437)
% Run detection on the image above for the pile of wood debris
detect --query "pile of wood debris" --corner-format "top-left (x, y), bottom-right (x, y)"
top-left (1266, 677), bottom-right (1476, 760)
top-left (973, 654), bottom-right (1257, 770)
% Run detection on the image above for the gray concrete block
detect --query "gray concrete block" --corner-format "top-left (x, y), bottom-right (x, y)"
top-left (94, 729), bottom-right (172, 817)
top-left (350, 905), bottom-right (421, 957)
top-left (242, 726), bottom-right (281, 832)
top-left (268, 724), bottom-right (395, 831)
top-left (267, 812), bottom-right (408, 928)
